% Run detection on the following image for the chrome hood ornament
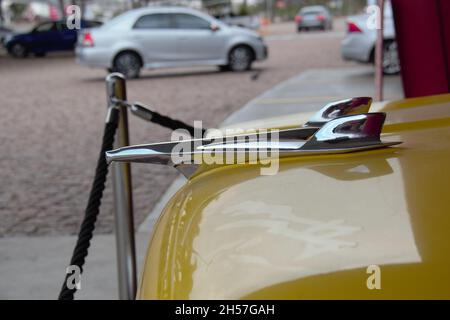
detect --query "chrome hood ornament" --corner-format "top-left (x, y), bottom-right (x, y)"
top-left (106, 110), bottom-right (401, 178)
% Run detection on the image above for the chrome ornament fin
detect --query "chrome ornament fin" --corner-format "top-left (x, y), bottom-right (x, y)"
top-left (304, 96), bottom-right (372, 128)
top-left (203, 96), bottom-right (373, 142)
top-left (174, 163), bottom-right (200, 178)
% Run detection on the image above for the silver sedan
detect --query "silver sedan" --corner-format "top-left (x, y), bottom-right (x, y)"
top-left (76, 7), bottom-right (268, 78)
top-left (341, 2), bottom-right (400, 75)
top-left (295, 6), bottom-right (333, 32)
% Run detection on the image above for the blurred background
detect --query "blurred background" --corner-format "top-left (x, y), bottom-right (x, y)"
top-left (0, 1), bottom-right (369, 28)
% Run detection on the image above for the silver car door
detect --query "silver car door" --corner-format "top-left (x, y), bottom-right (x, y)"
top-left (172, 13), bottom-right (226, 61)
top-left (131, 13), bottom-right (178, 63)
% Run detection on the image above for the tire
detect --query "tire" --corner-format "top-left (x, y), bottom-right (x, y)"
top-left (383, 40), bottom-right (401, 75)
top-left (113, 51), bottom-right (142, 79)
top-left (35, 52), bottom-right (46, 57)
top-left (10, 43), bottom-right (28, 58)
top-left (228, 46), bottom-right (253, 72)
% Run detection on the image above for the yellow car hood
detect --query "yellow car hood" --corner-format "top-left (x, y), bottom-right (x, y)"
top-left (138, 94), bottom-right (450, 299)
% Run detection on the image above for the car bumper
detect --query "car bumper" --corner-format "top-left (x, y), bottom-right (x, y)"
top-left (297, 20), bottom-right (324, 28)
top-left (75, 46), bottom-right (112, 69)
top-left (254, 42), bottom-right (268, 61)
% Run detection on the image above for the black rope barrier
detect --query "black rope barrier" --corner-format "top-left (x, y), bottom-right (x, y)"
top-left (58, 101), bottom-right (203, 300)
top-left (58, 112), bottom-right (118, 300)
top-left (128, 101), bottom-right (206, 137)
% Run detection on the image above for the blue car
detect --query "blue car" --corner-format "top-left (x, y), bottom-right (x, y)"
top-left (5, 20), bottom-right (101, 58)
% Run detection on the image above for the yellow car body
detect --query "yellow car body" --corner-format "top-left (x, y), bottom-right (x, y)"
top-left (137, 94), bottom-right (450, 299)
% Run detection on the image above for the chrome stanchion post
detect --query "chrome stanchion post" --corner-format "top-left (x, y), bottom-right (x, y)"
top-left (106, 73), bottom-right (137, 300)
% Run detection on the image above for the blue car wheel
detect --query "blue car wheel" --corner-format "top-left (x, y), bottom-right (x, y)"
top-left (10, 43), bottom-right (28, 58)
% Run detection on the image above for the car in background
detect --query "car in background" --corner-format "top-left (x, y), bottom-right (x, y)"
top-left (341, 1), bottom-right (400, 75)
top-left (5, 20), bottom-right (102, 58)
top-left (0, 26), bottom-right (13, 46)
top-left (295, 5), bottom-right (333, 32)
top-left (76, 7), bottom-right (268, 78)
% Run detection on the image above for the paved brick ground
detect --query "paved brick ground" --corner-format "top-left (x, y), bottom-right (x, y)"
top-left (0, 22), bottom-right (356, 236)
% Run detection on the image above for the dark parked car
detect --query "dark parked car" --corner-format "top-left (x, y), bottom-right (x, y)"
top-left (5, 20), bottom-right (102, 58)
top-left (295, 5), bottom-right (333, 32)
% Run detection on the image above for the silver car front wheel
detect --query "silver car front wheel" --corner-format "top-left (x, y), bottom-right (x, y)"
top-left (229, 46), bottom-right (253, 72)
top-left (113, 52), bottom-right (142, 79)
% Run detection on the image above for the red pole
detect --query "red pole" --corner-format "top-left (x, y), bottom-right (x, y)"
top-left (375, 0), bottom-right (385, 101)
